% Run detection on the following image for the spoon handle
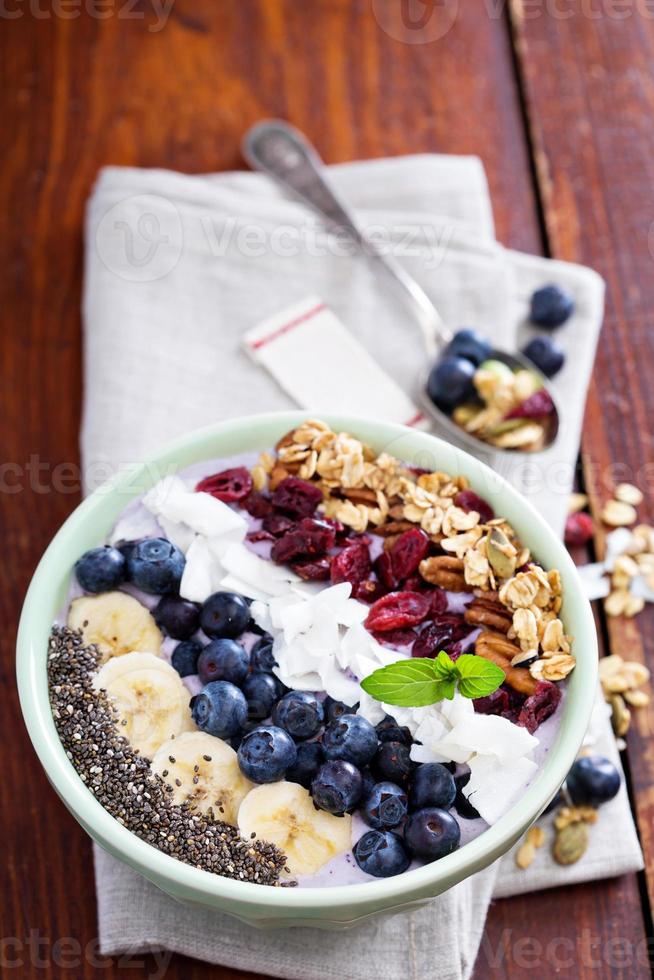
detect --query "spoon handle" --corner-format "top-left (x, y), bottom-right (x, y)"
top-left (242, 120), bottom-right (452, 355)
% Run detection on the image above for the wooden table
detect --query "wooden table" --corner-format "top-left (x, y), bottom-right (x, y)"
top-left (3, 1), bottom-right (653, 976)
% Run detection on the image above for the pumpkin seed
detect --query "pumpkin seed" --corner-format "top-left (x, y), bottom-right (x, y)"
top-left (609, 693), bottom-right (631, 737)
top-left (487, 527), bottom-right (517, 579)
top-left (553, 822), bottom-right (588, 865)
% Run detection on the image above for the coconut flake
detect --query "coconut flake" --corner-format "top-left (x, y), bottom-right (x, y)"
top-left (576, 562), bottom-right (611, 601)
top-left (180, 537), bottom-right (221, 603)
top-left (464, 754), bottom-right (538, 824)
top-left (143, 475), bottom-right (247, 541)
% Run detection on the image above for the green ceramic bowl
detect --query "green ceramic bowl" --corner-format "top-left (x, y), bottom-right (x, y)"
top-left (17, 412), bottom-right (597, 927)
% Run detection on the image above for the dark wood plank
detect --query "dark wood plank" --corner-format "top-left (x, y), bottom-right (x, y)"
top-left (0, 1), bottom-right (646, 977)
top-left (508, 0), bottom-right (654, 921)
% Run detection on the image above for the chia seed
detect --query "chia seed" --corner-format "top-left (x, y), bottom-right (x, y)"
top-left (47, 627), bottom-right (288, 886)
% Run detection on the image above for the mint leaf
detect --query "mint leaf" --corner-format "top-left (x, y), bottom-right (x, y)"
top-left (360, 659), bottom-right (444, 707)
top-left (431, 650), bottom-right (457, 681)
top-left (455, 654), bottom-right (505, 699)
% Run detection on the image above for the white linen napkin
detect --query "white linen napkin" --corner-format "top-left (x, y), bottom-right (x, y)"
top-left (83, 156), bottom-right (642, 979)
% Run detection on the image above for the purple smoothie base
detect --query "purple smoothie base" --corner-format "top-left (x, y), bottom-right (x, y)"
top-left (57, 450), bottom-right (566, 887)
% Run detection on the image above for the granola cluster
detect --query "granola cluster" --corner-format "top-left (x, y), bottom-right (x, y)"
top-left (255, 420), bottom-right (575, 685)
top-left (452, 364), bottom-right (550, 451)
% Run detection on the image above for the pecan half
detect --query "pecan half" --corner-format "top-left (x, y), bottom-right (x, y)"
top-left (464, 596), bottom-right (512, 633)
top-left (419, 556), bottom-right (467, 592)
top-left (372, 520), bottom-right (416, 537)
top-left (342, 487), bottom-right (379, 505)
top-left (475, 630), bottom-right (538, 695)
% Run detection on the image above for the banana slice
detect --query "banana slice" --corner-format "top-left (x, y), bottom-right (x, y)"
top-left (68, 591), bottom-right (162, 660)
top-left (238, 781), bottom-right (352, 877)
top-left (151, 732), bottom-right (254, 825)
top-left (94, 651), bottom-right (194, 758)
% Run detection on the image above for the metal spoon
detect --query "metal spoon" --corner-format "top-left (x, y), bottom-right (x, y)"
top-left (242, 120), bottom-right (560, 454)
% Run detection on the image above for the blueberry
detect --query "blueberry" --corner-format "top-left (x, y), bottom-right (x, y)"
top-left (324, 696), bottom-right (357, 723)
top-left (200, 591), bottom-right (251, 639)
top-left (372, 741), bottom-right (413, 785)
top-left (409, 763), bottom-right (456, 811)
top-left (353, 830), bottom-right (410, 878)
top-left (197, 638), bottom-right (250, 686)
top-left (237, 725), bottom-right (297, 783)
top-left (171, 639), bottom-right (202, 677)
top-left (404, 807), bottom-right (461, 861)
top-left (190, 681), bottom-right (247, 739)
top-left (74, 546), bottom-right (126, 593)
top-left (126, 537), bottom-right (185, 595)
top-left (272, 691), bottom-right (324, 740)
top-left (376, 715), bottom-right (412, 747)
top-left (242, 672), bottom-right (279, 721)
top-left (322, 715), bottom-right (378, 767)
top-left (361, 781), bottom-right (408, 830)
top-left (426, 356), bottom-right (476, 413)
top-left (250, 635), bottom-right (277, 673)
top-left (311, 760), bottom-right (362, 815)
top-left (530, 283), bottom-right (574, 328)
top-left (522, 336), bottom-right (565, 378)
top-left (154, 596), bottom-right (200, 640)
top-left (454, 772), bottom-right (480, 820)
top-left (286, 741), bottom-right (324, 789)
top-left (444, 328), bottom-right (492, 367)
top-left (566, 755), bottom-right (621, 808)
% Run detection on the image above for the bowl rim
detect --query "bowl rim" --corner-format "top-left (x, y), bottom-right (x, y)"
top-left (17, 410), bottom-right (598, 910)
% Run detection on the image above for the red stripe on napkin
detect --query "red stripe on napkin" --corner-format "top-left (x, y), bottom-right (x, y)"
top-left (249, 302), bottom-right (327, 350)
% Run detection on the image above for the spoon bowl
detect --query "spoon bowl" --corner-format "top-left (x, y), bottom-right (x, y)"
top-left (418, 348), bottom-right (561, 455)
top-left (242, 120), bottom-right (561, 455)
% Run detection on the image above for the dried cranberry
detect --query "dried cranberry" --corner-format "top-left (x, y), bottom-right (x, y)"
top-left (246, 529), bottom-right (275, 543)
top-left (564, 511), bottom-right (594, 547)
top-left (389, 528), bottom-right (430, 581)
top-left (374, 551), bottom-right (397, 590)
top-left (241, 492), bottom-right (273, 519)
top-left (270, 518), bottom-right (336, 564)
top-left (263, 512), bottom-right (296, 537)
top-left (412, 614), bottom-right (471, 658)
top-left (322, 517), bottom-right (348, 540)
top-left (372, 627), bottom-right (417, 648)
top-left (365, 591), bottom-right (431, 632)
top-left (353, 579), bottom-right (387, 603)
top-left (402, 574), bottom-right (427, 593)
top-left (412, 622), bottom-right (454, 658)
top-left (271, 477), bottom-right (323, 518)
top-left (291, 557), bottom-right (332, 581)
top-left (505, 389), bottom-right (556, 420)
top-left (454, 489), bottom-right (494, 524)
top-left (428, 587), bottom-right (448, 617)
top-left (518, 681), bottom-right (562, 734)
top-left (331, 539), bottom-right (372, 587)
top-left (473, 688), bottom-right (510, 716)
top-left (447, 641), bottom-right (464, 662)
top-left (196, 466), bottom-right (253, 503)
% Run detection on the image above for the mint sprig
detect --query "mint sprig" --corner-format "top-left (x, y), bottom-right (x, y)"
top-left (360, 651), bottom-right (504, 708)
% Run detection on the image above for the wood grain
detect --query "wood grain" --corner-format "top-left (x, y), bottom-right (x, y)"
top-left (1, 1), bottom-right (651, 977)
top-left (509, 0), bottom-right (654, 918)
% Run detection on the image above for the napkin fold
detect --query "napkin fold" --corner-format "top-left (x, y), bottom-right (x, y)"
top-left (83, 154), bottom-right (642, 979)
